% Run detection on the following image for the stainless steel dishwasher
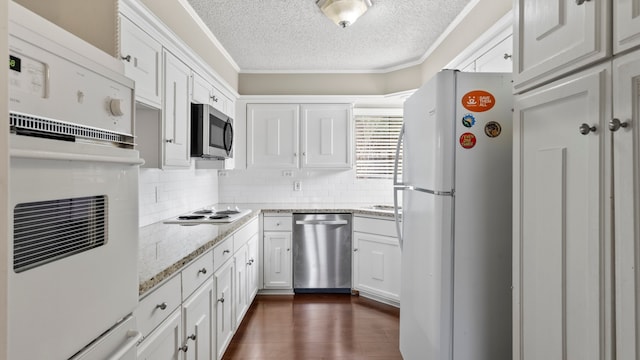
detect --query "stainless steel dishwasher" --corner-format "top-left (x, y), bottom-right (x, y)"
top-left (293, 213), bottom-right (352, 293)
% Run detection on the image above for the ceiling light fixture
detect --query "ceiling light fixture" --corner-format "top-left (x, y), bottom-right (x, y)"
top-left (316, 0), bottom-right (372, 28)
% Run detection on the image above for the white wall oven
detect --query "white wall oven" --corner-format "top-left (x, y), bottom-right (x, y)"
top-left (8, 4), bottom-right (142, 359)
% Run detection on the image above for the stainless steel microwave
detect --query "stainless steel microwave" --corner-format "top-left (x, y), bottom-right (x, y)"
top-left (191, 103), bottom-right (234, 160)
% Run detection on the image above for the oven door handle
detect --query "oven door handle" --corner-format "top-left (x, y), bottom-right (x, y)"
top-left (10, 149), bottom-right (145, 166)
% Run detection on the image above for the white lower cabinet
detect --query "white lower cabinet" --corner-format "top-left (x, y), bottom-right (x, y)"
top-left (352, 216), bottom-right (401, 305)
top-left (262, 214), bottom-right (293, 289)
top-left (233, 244), bottom-right (249, 326)
top-left (247, 235), bottom-right (259, 300)
top-left (181, 279), bottom-right (214, 360)
top-left (214, 259), bottom-right (235, 360)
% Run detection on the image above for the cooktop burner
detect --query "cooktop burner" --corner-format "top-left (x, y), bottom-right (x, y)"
top-left (192, 209), bottom-right (214, 215)
top-left (209, 215), bottom-right (230, 220)
top-left (216, 210), bottom-right (240, 215)
top-left (177, 215), bottom-right (206, 220)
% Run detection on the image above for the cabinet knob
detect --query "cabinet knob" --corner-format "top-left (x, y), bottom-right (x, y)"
top-left (178, 345), bottom-right (189, 352)
top-left (166, 139), bottom-right (174, 143)
top-left (120, 54), bottom-right (131, 62)
top-left (217, 297), bottom-right (225, 303)
top-left (210, 95), bottom-right (219, 102)
top-left (156, 302), bottom-right (168, 310)
top-left (198, 268), bottom-right (207, 275)
top-left (609, 118), bottom-right (629, 132)
top-left (303, 152), bottom-right (306, 156)
top-left (286, 248), bottom-right (290, 252)
top-left (187, 334), bottom-right (197, 341)
top-left (353, 248), bottom-right (358, 252)
top-left (503, 53), bottom-right (512, 60)
top-left (223, 249), bottom-right (230, 254)
top-left (579, 123), bottom-right (596, 135)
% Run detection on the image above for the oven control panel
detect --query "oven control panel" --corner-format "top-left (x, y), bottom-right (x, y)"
top-left (8, 34), bottom-right (134, 137)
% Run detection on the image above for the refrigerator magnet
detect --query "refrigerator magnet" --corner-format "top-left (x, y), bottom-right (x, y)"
top-left (459, 132), bottom-right (477, 149)
top-left (462, 90), bottom-right (495, 112)
top-left (484, 121), bottom-right (502, 138)
top-left (462, 114), bottom-right (476, 128)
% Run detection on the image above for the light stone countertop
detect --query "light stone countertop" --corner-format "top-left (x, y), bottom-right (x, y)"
top-left (138, 204), bottom-right (398, 296)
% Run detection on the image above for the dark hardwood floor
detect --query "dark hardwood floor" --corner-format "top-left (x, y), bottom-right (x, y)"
top-left (222, 294), bottom-right (403, 360)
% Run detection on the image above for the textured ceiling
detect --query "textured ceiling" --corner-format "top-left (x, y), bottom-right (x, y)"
top-left (185, 0), bottom-right (473, 73)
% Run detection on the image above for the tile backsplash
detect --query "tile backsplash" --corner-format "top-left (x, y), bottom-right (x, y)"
top-left (218, 168), bottom-right (394, 205)
top-left (139, 163), bottom-right (219, 227)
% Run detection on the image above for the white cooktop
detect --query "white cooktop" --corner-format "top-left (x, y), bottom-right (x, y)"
top-left (163, 207), bottom-right (252, 225)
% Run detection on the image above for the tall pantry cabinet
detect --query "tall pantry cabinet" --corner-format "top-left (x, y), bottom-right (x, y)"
top-left (513, 1), bottom-right (640, 359)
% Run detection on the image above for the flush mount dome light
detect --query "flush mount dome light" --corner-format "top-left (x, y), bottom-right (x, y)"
top-left (316, 0), bottom-right (373, 28)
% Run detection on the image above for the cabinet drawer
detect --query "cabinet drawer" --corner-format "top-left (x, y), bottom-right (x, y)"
top-left (234, 217), bottom-right (259, 250)
top-left (263, 215), bottom-right (292, 231)
top-left (353, 216), bottom-right (398, 238)
top-left (181, 250), bottom-right (214, 300)
top-left (213, 236), bottom-right (234, 271)
top-left (136, 275), bottom-right (181, 337)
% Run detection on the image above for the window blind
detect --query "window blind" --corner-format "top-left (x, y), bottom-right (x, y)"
top-left (355, 115), bottom-right (403, 179)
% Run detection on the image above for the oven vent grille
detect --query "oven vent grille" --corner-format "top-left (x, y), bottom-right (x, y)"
top-left (9, 112), bottom-right (135, 148)
top-left (13, 196), bottom-right (107, 273)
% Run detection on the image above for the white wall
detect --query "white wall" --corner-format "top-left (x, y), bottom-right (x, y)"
top-left (218, 168), bottom-right (393, 205)
top-left (138, 164), bottom-right (219, 226)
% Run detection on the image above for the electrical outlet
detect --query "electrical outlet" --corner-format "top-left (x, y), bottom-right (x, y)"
top-left (218, 171), bottom-right (228, 177)
top-left (294, 181), bottom-right (302, 191)
top-left (282, 170), bottom-right (293, 177)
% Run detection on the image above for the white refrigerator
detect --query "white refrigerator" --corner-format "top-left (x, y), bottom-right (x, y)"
top-left (394, 70), bottom-right (512, 360)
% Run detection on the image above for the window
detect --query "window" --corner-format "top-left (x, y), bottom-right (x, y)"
top-left (355, 111), bottom-right (403, 179)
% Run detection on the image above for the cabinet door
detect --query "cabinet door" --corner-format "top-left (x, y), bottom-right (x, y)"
top-left (163, 50), bottom-right (190, 167)
top-left (263, 231), bottom-right (292, 289)
top-left (247, 235), bottom-right (259, 301)
top-left (613, 50), bottom-right (640, 360)
top-left (353, 232), bottom-right (401, 303)
top-left (120, 15), bottom-right (162, 108)
top-left (300, 104), bottom-right (352, 168)
top-left (615, 1), bottom-right (640, 54)
top-left (513, 64), bottom-right (611, 360)
top-left (182, 279), bottom-right (214, 360)
top-left (233, 244), bottom-right (249, 327)
top-left (191, 72), bottom-right (212, 105)
top-left (137, 309), bottom-right (182, 360)
top-left (246, 104), bottom-right (299, 169)
top-left (214, 260), bottom-right (234, 360)
top-left (513, 0), bottom-right (610, 93)
top-left (474, 34), bottom-right (513, 73)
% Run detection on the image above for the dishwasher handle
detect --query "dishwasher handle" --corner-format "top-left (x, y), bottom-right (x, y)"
top-left (295, 220), bottom-right (349, 225)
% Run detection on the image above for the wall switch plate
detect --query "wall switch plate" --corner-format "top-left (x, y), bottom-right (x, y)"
top-left (294, 181), bottom-right (302, 191)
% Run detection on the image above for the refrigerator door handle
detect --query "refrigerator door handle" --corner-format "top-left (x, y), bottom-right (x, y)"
top-left (393, 123), bottom-right (405, 250)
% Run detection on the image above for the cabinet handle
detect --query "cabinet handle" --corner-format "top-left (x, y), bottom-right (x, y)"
top-left (156, 302), bottom-right (168, 310)
top-left (187, 334), bottom-right (197, 341)
top-left (579, 123), bottom-right (596, 135)
top-left (178, 345), bottom-right (189, 352)
top-left (198, 268), bottom-right (207, 275)
top-left (576, 0), bottom-right (591, 4)
top-left (165, 139), bottom-right (174, 143)
top-left (217, 297), bottom-right (225, 303)
top-left (223, 249), bottom-right (230, 254)
top-left (120, 54), bottom-right (131, 62)
top-left (609, 118), bottom-right (629, 132)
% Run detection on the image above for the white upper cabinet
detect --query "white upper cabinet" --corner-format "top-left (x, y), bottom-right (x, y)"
top-left (614, 0), bottom-right (640, 53)
top-left (513, 0), bottom-right (610, 93)
top-left (163, 50), bottom-right (191, 167)
top-left (300, 104), bottom-right (352, 169)
top-left (247, 104), bottom-right (300, 169)
top-left (119, 15), bottom-right (162, 108)
top-left (192, 72), bottom-right (233, 117)
top-left (474, 34), bottom-right (513, 73)
top-left (247, 103), bottom-right (352, 169)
